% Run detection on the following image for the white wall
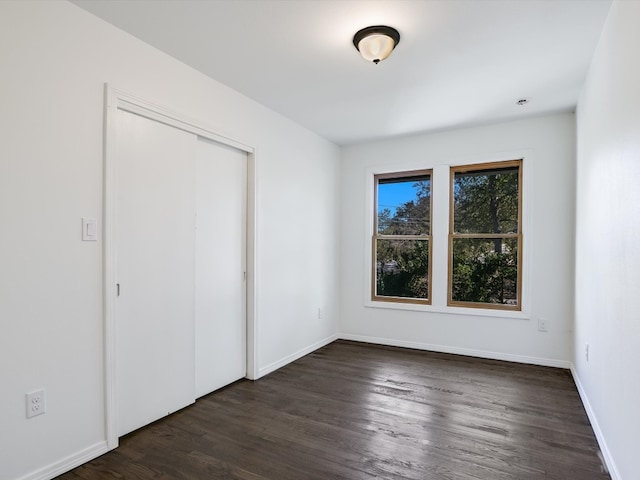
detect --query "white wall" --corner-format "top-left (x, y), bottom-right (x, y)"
top-left (0, 2), bottom-right (340, 479)
top-left (575, 2), bottom-right (640, 479)
top-left (340, 114), bottom-right (576, 365)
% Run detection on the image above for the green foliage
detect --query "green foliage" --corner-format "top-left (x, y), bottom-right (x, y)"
top-left (451, 238), bottom-right (518, 304)
top-left (454, 168), bottom-right (518, 234)
top-left (375, 167), bottom-right (520, 305)
top-left (376, 179), bottom-right (430, 299)
top-left (451, 167), bottom-right (519, 305)
top-left (376, 239), bottom-right (429, 299)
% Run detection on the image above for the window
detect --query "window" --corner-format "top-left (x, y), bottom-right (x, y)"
top-left (449, 160), bottom-right (522, 310)
top-left (373, 170), bottom-right (432, 304)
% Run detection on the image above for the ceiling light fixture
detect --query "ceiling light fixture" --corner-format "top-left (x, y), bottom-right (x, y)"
top-left (353, 25), bottom-right (400, 64)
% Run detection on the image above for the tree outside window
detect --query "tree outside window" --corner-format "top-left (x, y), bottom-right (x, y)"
top-left (449, 160), bottom-right (522, 310)
top-left (373, 171), bottom-right (432, 304)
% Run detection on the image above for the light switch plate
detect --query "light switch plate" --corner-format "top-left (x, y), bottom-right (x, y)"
top-left (82, 218), bottom-right (97, 241)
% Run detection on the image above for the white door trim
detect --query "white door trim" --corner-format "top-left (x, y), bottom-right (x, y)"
top-left (103, 84), bottom-right (259, 449)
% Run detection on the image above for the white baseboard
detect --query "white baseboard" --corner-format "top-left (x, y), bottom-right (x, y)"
top-left (338, 333), bottom-right (572, 369)
top-left (257, 333), bottom-right (339, 379)
top-left (570, 366), bottom-right (621, 480)
top-left (15, 441), bottom-right (109, 480)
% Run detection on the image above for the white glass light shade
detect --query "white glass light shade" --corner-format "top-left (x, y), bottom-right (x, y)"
top-left (353, 26), bottom-right (400, 64)
top-left (357, 34), bottom-right (396, 63)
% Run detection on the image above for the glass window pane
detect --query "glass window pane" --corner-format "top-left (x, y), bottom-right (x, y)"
top-left (453, 167), bottom-right (518, 234)
top-left (451, 238), bottom-right (518, 305)
top-left (376, 239), bottom-right (429, 300)
top-left (377, 175), bottom-right (430, 235)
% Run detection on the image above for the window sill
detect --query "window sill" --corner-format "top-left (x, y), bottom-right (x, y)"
top-left (364, 300), bottom-right (530, 320)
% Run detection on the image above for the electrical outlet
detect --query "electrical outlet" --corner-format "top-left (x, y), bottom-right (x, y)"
top-left (585, 343), bottom-right (589, 362)
top-left (537, 318), bottom-right (548, 332)
top-left (26, 389), bottom-right (46, 419)
top-left (317, 308), bottom-right (323, 320)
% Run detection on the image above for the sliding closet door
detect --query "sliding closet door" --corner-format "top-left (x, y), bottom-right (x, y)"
top-left (115, 110), bottom-right (196, 436)
top-left (195, 138), bottom-right (247, 397)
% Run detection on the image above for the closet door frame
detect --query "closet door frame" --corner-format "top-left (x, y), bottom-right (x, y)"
top-left (103, 84), bottom-right (258, 450)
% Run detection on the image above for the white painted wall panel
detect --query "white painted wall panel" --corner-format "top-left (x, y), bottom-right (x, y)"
top-left (0, 2), bottom-right (340, 479)
top-left (340, 114), bottom-right (576, 365)
top-left (575, 2), bottom-right (640, 478)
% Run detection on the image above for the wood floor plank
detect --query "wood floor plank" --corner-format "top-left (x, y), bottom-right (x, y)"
top-left (56, 340), bottom-right (609, 480)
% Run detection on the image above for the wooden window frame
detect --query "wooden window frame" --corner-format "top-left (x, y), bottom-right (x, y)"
top-left (372, 169), bottom-right (433, 305)
top-left (447, 159), bottom-right (523, 311)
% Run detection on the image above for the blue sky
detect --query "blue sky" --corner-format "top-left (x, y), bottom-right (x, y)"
top-left (378, 181), bottom-right (419, 215)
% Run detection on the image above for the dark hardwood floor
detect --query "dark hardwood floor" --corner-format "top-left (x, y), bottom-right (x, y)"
top-left (57, 340), bottom-right (609, 480)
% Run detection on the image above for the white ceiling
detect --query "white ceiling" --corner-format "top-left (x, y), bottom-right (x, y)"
top-left (72, 0), bottom-right (612, 146)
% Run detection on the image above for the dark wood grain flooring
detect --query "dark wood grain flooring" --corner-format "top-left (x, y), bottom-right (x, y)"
top-left (57, 340), bottom-right (609, 479)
